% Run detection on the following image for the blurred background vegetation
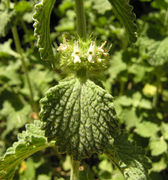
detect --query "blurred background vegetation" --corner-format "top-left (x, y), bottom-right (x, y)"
top-left (0, 0), bottom-right (168, 179)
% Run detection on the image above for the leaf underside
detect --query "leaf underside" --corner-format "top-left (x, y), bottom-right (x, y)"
top-left (40, 77), bottom-right (120, 160)
top-left (33, 0), bottom-right (56, 67)
top-left (0, 121), bottom-right (53, 180)
top-left (106, 133), bottom-right (151, 180)
top-left (108, 0), bottom-right (137, 43)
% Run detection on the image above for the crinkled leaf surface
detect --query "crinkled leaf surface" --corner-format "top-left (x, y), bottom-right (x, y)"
top-left (40, 77), bottom-right (120, 160)
top-left (106, 133), bottom-right (151, 180)
top-left (33, 0), bottom-right (56, 67)
top-left (0, 121), bottom-right (53, 180)
top-left (108, 0), bottom-right (137, 42)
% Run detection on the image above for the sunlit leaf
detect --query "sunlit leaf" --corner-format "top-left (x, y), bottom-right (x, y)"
top-left (0, 121), bottom-right (54, 180)
top-left (149, 137), bottom-right (167, 156)
top-left (40, 77), bottom-right (120, 160)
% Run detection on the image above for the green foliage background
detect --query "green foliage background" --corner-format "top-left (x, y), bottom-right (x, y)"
top-left (0, 0), bottom-right (168, 179)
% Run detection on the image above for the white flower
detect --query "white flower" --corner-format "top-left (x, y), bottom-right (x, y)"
top-left (57, 35), bottom-right (69, 51)
top-left (98, 41), bottom-right (108, 56)
top-left (73, 55), bottom-right (81, 63)
top-left (57, 43), bottom-right (68, 51)
top-left (97, 58), bottom-right (102, 62)
top-left (87, 41), bottom-right (95, 63)
top-left (72, 41), bottom-right (81, 63)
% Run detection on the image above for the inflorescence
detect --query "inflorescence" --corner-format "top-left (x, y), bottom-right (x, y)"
top-left (57, 36), bottom-right (111, 75)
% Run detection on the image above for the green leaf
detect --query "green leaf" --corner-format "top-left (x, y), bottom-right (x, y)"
top-left (0, 101), bottom-right (31, 137)
top-left (21, 67), bottom-right (59, 101)
top-left (106, 133), bottom-right (151, 180)
top-left (116, 96), bottom-right (132, 107)
top-left (33, 0), bottom-right (56, 67)
top-left (120, 108), bottom-right (141, 129)
top-left (40, 77), bottom-right (120, 160)
top-left (0, 10), bottom-right (16, 37)
top-left (108, 0), bottom-right (137, 42)
top-left (135, 121), bottom-right (159, 138)
top-left (99, 159), bottom-right (113, 173)
top-left (0, 60), bottom-right (21, 86)
top-left (149, 137), bottom-right (167, 156)
top-left (91, 0), bottom-right (112, 14)
top-left (0, 121), bottom-right (54, 180)
top-left (161, 122), bottom-right (168, 140)
top-left (128, 64), bottom-right (146, 83)
top-left (14, 1), bottom-right (32, 14)
top-left (0, 39), bottom-right (19, 58)
top-left (151, 157), bottom-right (167, 172)
top-left (139, 99), bottom-right (152, 110)
top-left (148, 37), bottom-right (168, 65)
top-left (19, 158), bottom-right (36, 180)
top-left (108, 52), bottom-right (127, 82)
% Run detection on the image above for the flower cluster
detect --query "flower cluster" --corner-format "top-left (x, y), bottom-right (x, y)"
top-left (57, 36), bottom-right (111, 76)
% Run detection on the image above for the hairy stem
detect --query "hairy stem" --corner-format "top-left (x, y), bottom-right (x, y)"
top-left (12, 26), bottom-right (36, 113)
top-left (70, 158), bottom-right (80, 180)
top-left (74, 0), bottom-right (87, 40)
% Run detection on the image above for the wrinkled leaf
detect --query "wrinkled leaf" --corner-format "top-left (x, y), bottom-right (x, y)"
top-left (0, 121), bottom-right (54, 180)
top-left (106, 133), bottom-right (151, 180)
top-left (40, 77), bottom-right (120, 160)
top-left (33, 0), bottom-right (56, 67)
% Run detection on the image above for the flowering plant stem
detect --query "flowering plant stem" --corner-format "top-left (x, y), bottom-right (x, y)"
top-left (70, 1), bottom-right (87, 179)
top-left (74, 0), bottom-right (87, 40)
top-left (70, 158), bottom-right (80, 180)
top-left (12, 26), bottom-right (36, 113)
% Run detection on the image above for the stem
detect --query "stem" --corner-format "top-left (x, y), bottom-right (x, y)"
top-left (74, 0), bottom-right (87, 40)
top-left (12, 26), bottom-right (36, 112)
top-left (7, 0), bottom-right (10, 11)
top-left (164, 9), bottom-right (168, 32)
top-left (70, 158), bottom-right (80, 180)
